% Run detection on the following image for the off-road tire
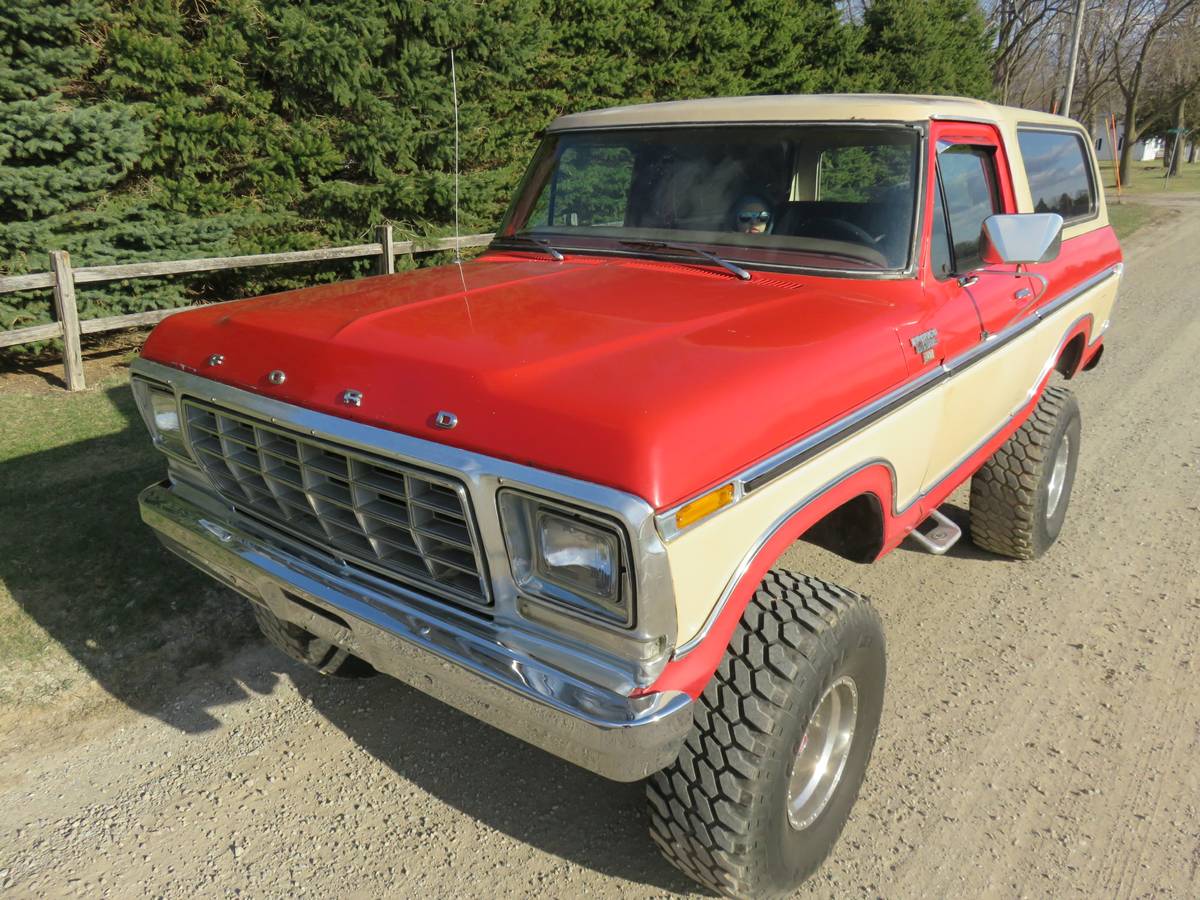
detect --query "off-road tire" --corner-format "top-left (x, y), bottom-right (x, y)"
top-left (969, 385), bottom-right (1081, 560)
top-left (252, 603), bottom-right (373, 677)
top-left (647, 571), bottom-right (886, 899)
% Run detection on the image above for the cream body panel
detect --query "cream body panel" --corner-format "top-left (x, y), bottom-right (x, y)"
top-left (924, 345), bottom-right (1032, 488)
top-left (666, 387), bottom-right (942, 645)
top-left (922, 274), bottom-right (1117, 489)
top-left (666, 271), bottom-right (1118, 649)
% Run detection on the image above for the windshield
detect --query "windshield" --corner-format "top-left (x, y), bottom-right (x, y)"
top-left (499, 125), bottom-right (921, 271)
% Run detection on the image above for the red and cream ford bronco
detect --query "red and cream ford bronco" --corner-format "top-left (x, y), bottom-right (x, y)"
top-left (133, 95), bottom-right (1121, 897)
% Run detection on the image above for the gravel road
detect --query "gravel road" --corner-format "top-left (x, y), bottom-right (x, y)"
top-left (2, 206), bottom-right (1199, 899)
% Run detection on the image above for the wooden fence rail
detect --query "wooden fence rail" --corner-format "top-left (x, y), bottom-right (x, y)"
top-left (0, 226), bottom-right (494, 391)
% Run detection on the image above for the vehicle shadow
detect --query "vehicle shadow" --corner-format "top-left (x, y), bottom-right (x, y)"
top-left (3, 378), bottom-right (702, 890)
top-left (289, 663), bottom-right (706, 895)
top-left (0, 381), bottom-right (278, 732)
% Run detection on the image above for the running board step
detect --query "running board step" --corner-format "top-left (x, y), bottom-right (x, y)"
top-left (908, 508), bottom-right (962, 555)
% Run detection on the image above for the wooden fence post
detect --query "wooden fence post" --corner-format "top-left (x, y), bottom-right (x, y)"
top-left (49, 250), bottom-right (86, 392)
top-left (376, 225), bottom-right (394, 275)
top-left (1, 232), bottom-right (492, 387)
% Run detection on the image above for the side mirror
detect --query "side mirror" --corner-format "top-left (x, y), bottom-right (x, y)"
top-left (979, 213), bottom-right (1063, 266)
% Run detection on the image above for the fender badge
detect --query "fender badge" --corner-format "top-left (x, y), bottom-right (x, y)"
top-left (267, 370), bottom-right (287, 385)
top-left (341, 389), bottom-right (363, 407)
top-left (910, 329), bottom-right (938, 363)
top-left (207, 353), bottom-right (224, 367)
top-left (434, 410), bottom-right (458, 430)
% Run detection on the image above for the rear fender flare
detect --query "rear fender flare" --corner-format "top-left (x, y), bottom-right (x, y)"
top-left (1053, 317), bottom-right (1097, 379)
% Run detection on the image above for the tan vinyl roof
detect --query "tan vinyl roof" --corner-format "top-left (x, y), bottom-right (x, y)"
top-left (547, 94), bottom-right (1076, 132)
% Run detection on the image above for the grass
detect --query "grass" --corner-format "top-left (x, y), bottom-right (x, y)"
top-left (1099, 159), bottom-right (1200, 195)
top-left (0, 369), bottom-right (255, 717)
top-left (1101, 159), bottom-right (1196, 241)
top-left (1106, 202), bottom-right (1160, 241)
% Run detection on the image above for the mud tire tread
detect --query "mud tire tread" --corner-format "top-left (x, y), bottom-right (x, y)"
top-left (969, 385), bottom-right (1079, 560)
top-left (647, 571), bottom-right (883, 898)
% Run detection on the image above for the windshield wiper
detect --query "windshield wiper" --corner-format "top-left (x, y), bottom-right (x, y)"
top-left (502, 234), bottom-right (564, 261)
top-left (617, 240), bottom-right (750, 281)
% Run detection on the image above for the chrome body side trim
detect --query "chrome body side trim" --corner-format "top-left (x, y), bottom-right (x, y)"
top-left (671, 301), bottom-right (1115, 659)
top-left (655, 263), bottom-right (1121, 540)
top-left (910, 311), bottom-right (1092, 505)
top-left (131, 358), bottom-right (677, 688)
top-left (140, 482), bottom-right (691, 781)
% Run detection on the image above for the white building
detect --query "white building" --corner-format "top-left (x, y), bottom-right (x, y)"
top-left (1093, 127), bottom-right (1164, 162)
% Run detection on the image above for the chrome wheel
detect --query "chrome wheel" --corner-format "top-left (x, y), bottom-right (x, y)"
top-left (1046, 434), bottom-right (1070, 519)
top-left (786, 676), bottom-right (858, 831)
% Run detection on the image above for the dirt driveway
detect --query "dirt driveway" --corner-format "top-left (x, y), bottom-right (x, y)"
top-left (2, 207), bottom-right (1198, 898)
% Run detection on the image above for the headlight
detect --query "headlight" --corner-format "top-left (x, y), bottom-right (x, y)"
top-left (131, 377), bottom-right (188, 458)
top-left (498, 490), bottom-right (633, 627)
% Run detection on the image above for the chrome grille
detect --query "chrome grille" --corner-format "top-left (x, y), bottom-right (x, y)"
top-left (182, 400), bottom-right (490, 608)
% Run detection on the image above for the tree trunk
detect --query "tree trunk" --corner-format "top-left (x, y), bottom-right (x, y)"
top-left (1189, 142), bottom-right (1197, 164)
top-left (1080, 98), bottom-right (1097, 141)
top-left (1169, 97), bottom-right (1185, 176)
top-left (1118, 96), bottom-right (1137, 187)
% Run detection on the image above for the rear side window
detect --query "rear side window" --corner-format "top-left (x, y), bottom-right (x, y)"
top-left (1018, 129), bottom-right (1096, 221)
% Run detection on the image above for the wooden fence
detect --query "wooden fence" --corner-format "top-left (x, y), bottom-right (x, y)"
top-left (0, 226), bottom-right (494, 391)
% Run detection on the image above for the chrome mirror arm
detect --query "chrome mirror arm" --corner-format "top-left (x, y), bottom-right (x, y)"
top-left (958, 264), bottom-right (1049, 301)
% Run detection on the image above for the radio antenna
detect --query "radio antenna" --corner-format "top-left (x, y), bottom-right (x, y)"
top-left (450, 50), bottom-right (463, 266)
top-left (449, 49), bottom-right (470, 301)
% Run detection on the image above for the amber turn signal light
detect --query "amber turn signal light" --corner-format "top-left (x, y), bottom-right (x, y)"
top-left (675, 483), bottom-right (736, 530)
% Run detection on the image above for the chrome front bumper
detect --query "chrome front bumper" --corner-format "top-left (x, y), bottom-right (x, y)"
top-left (139, 482), bottom-right (692, 781)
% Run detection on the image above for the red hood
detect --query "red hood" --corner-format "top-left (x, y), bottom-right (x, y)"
top-left (142, 253), bottom-right (914, 509)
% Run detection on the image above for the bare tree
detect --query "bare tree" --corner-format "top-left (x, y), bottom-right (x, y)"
top-left (1110, 0), bottom-right (1200, 183)
top-left (1070, 11), bottom-right (1118, 127)
top-left (990, 0), bottom-right (1072, 104)
top-left (986, 0), bottom-right (1200, 158)
top-left (1141, 4), bottom-right (1200, 173)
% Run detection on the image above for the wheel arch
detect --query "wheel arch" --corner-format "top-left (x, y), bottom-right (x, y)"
top-left (640, 462), bottom-right (897, 699)
top-left (1052, 314), bottom-right (1099, 380)
top-left (800, 491), bottom-right (886, 564)
top-left (1055, 331), bottom-right (1087, 379)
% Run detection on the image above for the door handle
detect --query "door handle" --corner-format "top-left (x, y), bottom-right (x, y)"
top-left (1013, 287), bottom-right (1032, 301)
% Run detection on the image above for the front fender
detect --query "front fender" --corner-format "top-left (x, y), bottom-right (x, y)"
top-left (636, 462), bottom-right (896, 699)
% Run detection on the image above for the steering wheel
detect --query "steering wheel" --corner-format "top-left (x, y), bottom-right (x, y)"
top-left (798, 217), bottom-right (876, 246)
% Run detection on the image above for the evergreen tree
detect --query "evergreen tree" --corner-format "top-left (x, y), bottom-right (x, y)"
top-left (731, 0), bottom-right (872, 96)
top-left (862, 0), bottom-right (993, 98)
top-left (2, 0), bottom-right (1000, 337)
top-left (0, 0), bottom-right (242, 329)
top-left (99, 0), bottom-right (553, 241)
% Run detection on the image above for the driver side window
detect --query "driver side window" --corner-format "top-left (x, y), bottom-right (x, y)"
top-left (936, 143), bottom-right (1001, 274)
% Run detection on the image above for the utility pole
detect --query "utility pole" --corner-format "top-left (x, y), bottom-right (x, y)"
top-left (1062, 0), bottom-right (1087, 119)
